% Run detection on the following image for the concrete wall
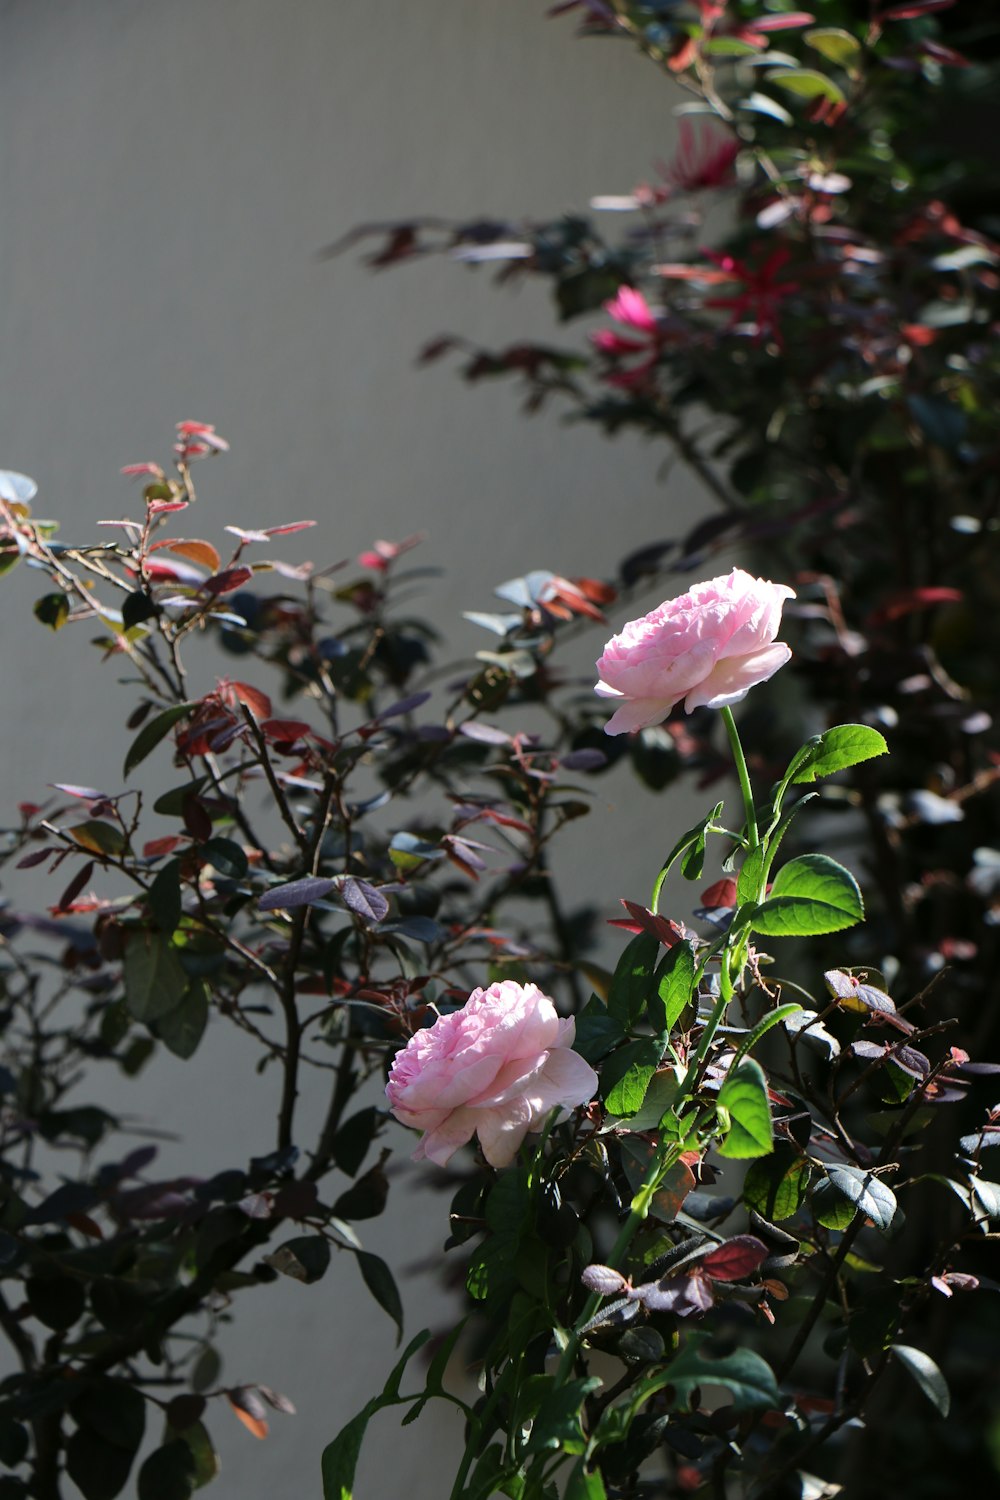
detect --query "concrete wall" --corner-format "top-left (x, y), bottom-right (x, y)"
top-left (0, 3), bottom-right (710, 1495)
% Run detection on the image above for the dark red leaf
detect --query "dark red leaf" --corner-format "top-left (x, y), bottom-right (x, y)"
top-left (56, 861), bottom-right (95, 913)
top-left (182, 796), bottom-right (213, 842)
top-left (204, 567), bottom-right (254, 596)
top-left (616, 900), bottom-right (684, 947)
top-left (228, 681), bottom-right (273, 720)
top-left (143, 835), bottom-right (183, 858)
top-left (869, 586), bottom-right (962, 625)
top-left (16, 847), bottom-right (53, 869)
top-left (702, 1235), bottom-right (769, 1282)
top-left (261, 719), bottom-right (311, 745)
top-left (166, 1394), bottom-right (207, 1430)
top-left (701, 878), bottom-right (738, 908)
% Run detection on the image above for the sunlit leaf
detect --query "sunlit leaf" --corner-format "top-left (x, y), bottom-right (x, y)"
top-left (791, 725), bottom-right (888, 783)
top-left (892, 1344), bottom-right (950, 1417)
top-left (752, 855), bottom-right (863, 937)
top-left (718, 1059), bottom-right (774, 1159)
top-left (825, 1165), bottom-right (897, 1231)
top-left (767, 68), bottom-right (846, 104)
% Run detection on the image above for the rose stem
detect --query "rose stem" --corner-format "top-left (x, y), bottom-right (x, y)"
top-left (720, 704), bottom-right (759, 852)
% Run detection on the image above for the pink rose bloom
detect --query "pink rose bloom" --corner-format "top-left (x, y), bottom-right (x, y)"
top-left (595, 568), bottom-right (795, 735)
top-left (385, 981), bottom-right (598, 1168)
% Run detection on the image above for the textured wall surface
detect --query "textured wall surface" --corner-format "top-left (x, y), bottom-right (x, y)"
top-left (0, 3), bottom-right (710, 1494)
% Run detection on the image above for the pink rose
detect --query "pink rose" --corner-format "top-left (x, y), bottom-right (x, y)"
top-left (385, 981), bottom-right (598, 1168)
top-left (595, 568), bottom-right (795, 735)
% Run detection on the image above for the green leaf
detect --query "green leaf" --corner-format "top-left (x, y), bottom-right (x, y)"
top-left (524, 1378), bottom-right (601, 1455)
top-left (607, 932), bottom-right (659, 1027)
top-left (791, 725), bottom-right (888, 783)
top-left (124, 703), bottom-right (197, 779)
top-left (72, 1379), bottom-right (146, 1455)
top-left (357, 1251), bottom-right (404, 1344)
top-left (768, 67), bottom-right (846, 104)
top-left (263, 1235), bottom-right (331, 1285)
top-left (68, 821), bottom-right (126, 858)
top-left (608, 1067), bottom-right (680, 1133)
top-left (122, 931), bottom-right (189, 1022)
top-left (654, 802), bottom-right (724, 895)
top-left (26, 1276), bottom-right (87, 1330)
top-left (565, 1462), bottom-right (607, 1500)
top-left (190, 1347), bottom-right (221, 1395)
top-left (200, 837), bottom-right (248, 880)
top-left (153, 983), bottom-right (209, 1060)
top-left (744, 1149), bottom-right (810, 1221)
top-left (574, 997), bottom-right (626, 1063)
top-left (804, 27), bottom-right (861, 66)
top-left (717, 1058), bottom-right (774, 1159)
top-left (812, 1179), bottom-right (857, 1231)
top-left (653, 941), bottom-right (695, 1032)
top-left (892, 1345), bottom-right (950, 1418)
top-left (65, 1429), bottom-right (134, 1500)
top-left (740, 793), bottom-right (817, 905)
top-left (462, 1446), bottom-right (507, 1500)
top-left (751, 854), bottom-right (863, 937)
top-left (736, 842), bottom-right (768, 906)
top-left (645, 1334), bottom-right (779, 1413)
top-left (137, 1442), bottom-right (196, 1500)
top-left (148, 860), bottom-right (182, 935)
top-left (153, 777), bottom-right (208, 816)
top-left (34, 591), bottom-right (70, 630)
top-left (703, 37), bottom-right (759, 56)
top-left (825, 1166), bottom-right (897, 1232)
top-left (321, 1334), bottom-right (430, 1500)
top-left (681, 801), bottom-right (724, 881)
top-left (122, 590), bottom-right (159, 630)
top-left (732, 1004), bottom-right (805, 1066)
top-left (0, 1419), bottom-right (28, 1468)
top-left (601, 1039), bottom-right (664, 1118)
top-left (333, 1160), bottom-right (388, 1221)
top-left (167, 1421), bottom-right (219, 1490)
top-left (908, 393), bottom-right (967, 450)
top-left (332, 1107), bottom-right (378, 1178)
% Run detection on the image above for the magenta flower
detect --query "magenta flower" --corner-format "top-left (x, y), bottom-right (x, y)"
top-left (595, 569), bottom-right (795, 735)
top-left (385, 981), bottom-right (597, 1168)
top-left (592, 286), bottom-right (667, 388)
top-left (660, 120), bottom-right (740, 194)
top-left (703, 247), bottom-right (800, 344)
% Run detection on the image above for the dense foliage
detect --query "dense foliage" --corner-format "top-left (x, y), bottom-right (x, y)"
top-left (2, 2), bottom-right (1000, 1497)
top-left (328, 2), bottom-right (1000, 1497)
top-left (0, 432), bottom-right (629, 1498)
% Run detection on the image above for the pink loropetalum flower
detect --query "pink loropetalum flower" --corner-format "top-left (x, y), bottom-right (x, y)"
top-left (595, 568), bottom-right (796, 735)
top-left (385, 981), bottom-right (598, 1168)
top-left (703, 247), bottom-right (800, 345)
top-left (592, 286), bottom-right (671, 389)
top-left (660, 120), bottom-right (740, 195)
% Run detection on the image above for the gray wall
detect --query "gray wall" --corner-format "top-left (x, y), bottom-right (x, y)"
top-left (0, 3), bottom-right (710, 1494)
